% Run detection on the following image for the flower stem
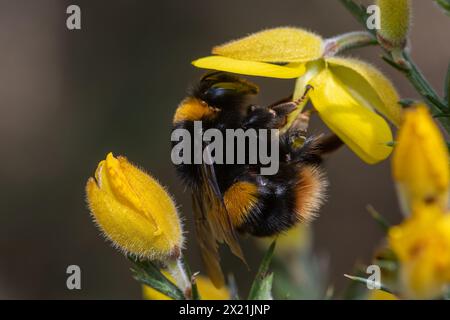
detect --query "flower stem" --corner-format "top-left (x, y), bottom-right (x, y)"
top-left (167, 257), bottom-right (192, 299)
top-left (324, 31), bottom-right (377, 57)
top-left (338, 0), bottom-right (450, 133)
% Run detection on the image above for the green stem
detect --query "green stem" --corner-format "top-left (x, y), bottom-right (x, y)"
top-left (338, 0), bottom-right (450, 133)
top-left (402, 52), bottom-right (448, 111)
top-left (323, 31), bottom-right (377, 56)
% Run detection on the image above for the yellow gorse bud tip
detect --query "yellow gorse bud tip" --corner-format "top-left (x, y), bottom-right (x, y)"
top-left (393, 106), bottom-right (449, 212)
top-left (388, 205), bottom-right (450, 299)
top-left (86, 153), bottom-right (183, 260)
top-left (377, 0), bottom-right (411, 49)
top-left (142, 273), bottom-right (230, 300)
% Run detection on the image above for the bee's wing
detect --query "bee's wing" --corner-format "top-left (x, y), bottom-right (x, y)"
top-left (192, 161), bottom-right (246, 288)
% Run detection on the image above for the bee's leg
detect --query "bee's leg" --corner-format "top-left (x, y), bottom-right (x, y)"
top-left (268, 85), bottom-right (315, 129)
top-left (270, 84), bottom-right (314, 114)
top-left (266, 95), bottom-right (293, 109)
top-left (242, 104), bottom-right (294, 130)
top-left (242, 86), bottom-right (314, 130)
top-left (280, 130), bottom-right (343, 167)
top-left (276, 108), bottom-right (318, 165)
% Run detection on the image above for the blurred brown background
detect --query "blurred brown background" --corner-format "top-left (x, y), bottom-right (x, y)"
top-left (0, 0), bottom-right (448, 299)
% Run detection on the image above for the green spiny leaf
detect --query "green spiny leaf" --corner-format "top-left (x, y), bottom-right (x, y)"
top-left (435, 0), bottom-right (450, 16)
top-left (373, 259), bottom-right (398, 273)
top-left (381, 55), bottom-right (408, 72)
top-left (129, 256), bottom-right (185, 300)
top-left (444, 286), bottom-right (450, 300)
top-left (386, 141), bottom-right (396, 147)
top-left (248, 240), bottom-right (276, 300)
top-left (324, 286), bottom-right (335, 300)
top-left (227, 274), bottom-right (240, 300)
top-left (367, 205), bottom-right (391, 232)
top-left (445, 62), bottom-right (450, 106)
top-left (433, 113), bottom-right (450, 119)
top-left (341, 268), bottom-right (370, 299)
top-left (250, 273), bottom-right (274, 300)
top-left (344, 274), bottom-right (394, 295)
top-left (398, 99), bottom-right (418, 108)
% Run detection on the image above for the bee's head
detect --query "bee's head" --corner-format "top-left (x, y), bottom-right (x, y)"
top-left (193, 72), bottom-right (259, 109)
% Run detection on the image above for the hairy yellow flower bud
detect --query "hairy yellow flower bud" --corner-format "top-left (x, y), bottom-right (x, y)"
top-left (212, 27), bottom-right (324, 63)
top-left (389, 205), bottom-right (450, 299)
top-left (376, 0), bottom-right (411, 49)
top-left (86, 153), bottom-right (183, 260)
top-left (392, 106), bottom-right (449, 213)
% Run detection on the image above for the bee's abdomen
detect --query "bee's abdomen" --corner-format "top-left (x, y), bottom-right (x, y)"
top-left (232, 164), bottom-right (327, 237)
top-left (223, 181), bottom-right (259, 227)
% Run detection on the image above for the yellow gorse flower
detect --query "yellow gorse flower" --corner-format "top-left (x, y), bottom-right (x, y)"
top-left (393, 105), bottom-right (449, 213)
top-left (377, 0), bottom-right (411, 50)
top-left (192, 27), bottom-right (402, 164)
top-left (389, 106), bottom-right (450, 299)
top-left (256, 224), bottom-right (311, 256)
top-left (143, 273), bottom-right (230, 300)
top-left (389, 204), bottom-right (450, 299)
top-left (367, 289), bottom-right (398, 300)
top-left (86, 153), bottom-right (183, 260)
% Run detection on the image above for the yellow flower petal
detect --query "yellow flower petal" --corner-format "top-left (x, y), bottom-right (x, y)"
top-left (367, 290), bottom-right (398, 300)
top-left (192, 56), bottom-right (305, 79)
top-left (142, 283), bottom-right (172, 300)
top-left (309, 69), bottom-right (393, 164)
top-left (195, 276), bottom-right (231, 300)
top-left (282, 60), bottom-right (325, 133)
top-left (327, 57), bottom-right (402, 126)
top-left (212, 27), bottom-right (324, 63)
top-left (392, 106), bottom-right (449, 211)
top-left (86, 153), bottom-right (183, 260)
top-left (143, 274), bottom-right (230, 300)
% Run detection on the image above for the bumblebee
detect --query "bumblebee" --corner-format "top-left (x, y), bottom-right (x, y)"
top-left (172, 72), bottom-right (341, 287)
